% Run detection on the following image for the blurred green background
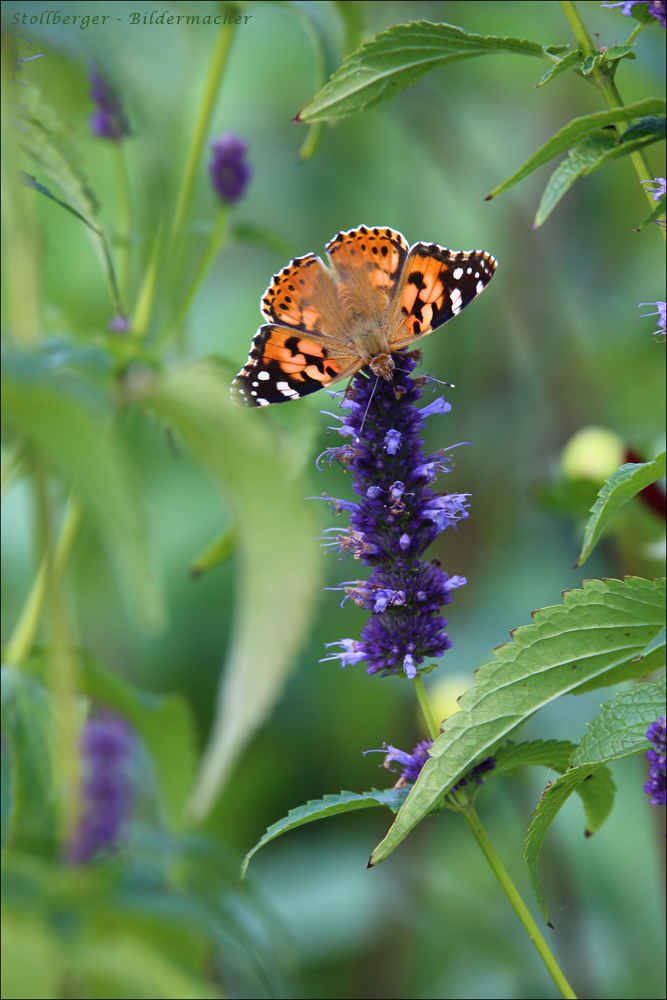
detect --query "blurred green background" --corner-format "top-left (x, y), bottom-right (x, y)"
top-left (2, 1), bottom-right (665, 997)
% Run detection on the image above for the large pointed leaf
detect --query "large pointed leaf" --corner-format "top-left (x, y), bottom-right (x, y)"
top-left (241, 788), bottom-right (408, 879)
top-left (369, 577), bottom-right (665, 867)
top-left (534, 132), bottom-right (618, 227)
top-left (145, 363), bottom-right (324, 818)
top-left (576, 452), bottom-right (666, 566)
top-left (525, 678), bottom-right (665, 922)
top-left (636, 193), bottom-right (667, 230)
top-left (535, 49), bottom-right (581, 87)
top-left (485, 98), bottom-right (666, 200)
top-left (296, 21), bottom-right (560, 123)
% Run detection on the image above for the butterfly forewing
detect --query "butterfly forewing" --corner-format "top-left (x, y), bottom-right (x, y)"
top-left (261, 253), bottom-right (349, 340)
top-left (326, 226), bottom-right (410, 325)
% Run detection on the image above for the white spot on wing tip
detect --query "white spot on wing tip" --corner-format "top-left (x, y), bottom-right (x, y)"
top-left (476, 280), bottom-right (485, 294)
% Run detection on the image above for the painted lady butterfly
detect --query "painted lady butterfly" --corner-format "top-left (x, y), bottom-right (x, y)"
top-left (231, 225), bottom-right (497, 407)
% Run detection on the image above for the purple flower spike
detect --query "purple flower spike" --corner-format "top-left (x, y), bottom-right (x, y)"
top-left (644, 717), bottom-right (666, 805)
top-left (71, 712), bottom-right (135, 863)
top-left (318, 352), bottom-right (468, 679)
top-left (209, 133), bottom-right (253, 205)
top-left (88, 68), bottom-right (130, 141)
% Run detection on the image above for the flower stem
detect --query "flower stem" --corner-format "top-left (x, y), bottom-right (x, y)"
top-left (168, 15), bottom-right (236, 254)
top-left (559, 1), bottom-right (662, 221)
top-left (113, 143), bottom-right (133, 305)
top-left (413, 674), bottom-right (440, 741)
top-left (460, 803), bottom-right (577, 999)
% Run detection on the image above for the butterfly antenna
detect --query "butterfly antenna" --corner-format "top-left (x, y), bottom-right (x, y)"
top-left (392, 366), bottom-right (455, 389)
top-left (357, 375), bottom-right (380, 442)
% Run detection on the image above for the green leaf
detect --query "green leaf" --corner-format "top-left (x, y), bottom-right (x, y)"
top-left (145, 363), bottom-right (324, 817)
top-left (22, 172), bottom-right (101, 234)
top-left (629, 2), bottom-right (658, 25)
top-left (229, 222), bottom-right (295, 258)
top-left (636, 193), bottom-right (666, 230)
top-left (368, 577), bottom-right (665, 867)
top-left (241, 788), bottom-right (408, 879)
top-left (331, 0), bottom-right (364, 54)
top-left (532, 477), bottom-right (601, 518)
top-left (576, 452), bottom-right (666, 566)
top-left (580, 53), bottom-right (601, 76)
top-left (621, 114), bottom-right (666, 140)
top-left (485, 98), bottom-right (666, 200)
top-left (0, 667), bottom-right (58, 859)
top-left (534, 131), bottom-right (618, 227)
top-left (1, 911), bottom-right (62, 1000)
top-left (635, 625), bottom-right (666, 661)
top-left (525, 678), bottom-right (664, 922)
top-left (485, 739), bottom-right (575, 780)
top-left (296, 21), bottom-right (557, 123)
top-left (535, 49), bottom-right (582, 87)
top-left (1, 362), bottom-right (161, 630)
top-left (189, 523), bottom-right (237, 578)
top-left (601, 42), bottom-right (636, 62)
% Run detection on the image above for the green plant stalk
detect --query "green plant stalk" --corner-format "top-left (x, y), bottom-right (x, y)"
top-left (1, 441), bottom-right (25, 497)
top-left (559, 1), bottom-right (662, 220)
top-left (168, 18), bottom-right (236, 253)
top-left (113, 143), bottom-right (133, 305)
top-left (157, 204), bottom-right (228, 349)
top-left (460, 803), bottom-right (578, 999)
top-left (4, 497), bottom-right (83, 667)
top-left (413, 674), bottom-right (440, 741)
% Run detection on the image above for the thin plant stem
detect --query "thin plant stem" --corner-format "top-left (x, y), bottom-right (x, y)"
top-left (412, 674), bottom-right (440, 741)
top-left (559, 0), bottom-right (663, 226)
top-left (113, 143), bottom-right (132, 304)
top-left (459, 803), bottom-right (578, 1000)
top-left (624, 20), bottom-right (648, 45)
top-left (168, 17), bottom-right (236, 256)
top-left (4, 496), bottom-right (84, 667)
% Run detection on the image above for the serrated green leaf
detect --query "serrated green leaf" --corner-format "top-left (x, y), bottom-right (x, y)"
top-left (581, 53), bottom-right (601, 76)
top-left (0, 667), bottom-right (58, 859)
top-left (145, 363), bottom-right (324, 817)
top-left (535, 49), bottom-right (581, 87)
top-left (1, 362), bottom-right (160, 630)
top-left (636, 193), bottom-right (666, 230)
top-left (576, 452), bottom-right (666, 566)
top-left (525, 678), bottom-right (664, 922)
top-left (572, 676), bottom-right (666, 765)
top-left (485, 98), bottom-right (666, 200)
top-left (486, 739), bottom-right (576, 780)
top-left (241, 788), bottom-right (408, 879)
top-left (369, 577), bottom-right (665, 867)
top-left (534, 131), bottom-right (618, 227)
top-left (189, 523), bottom-right (237, 578)
top-left (297, 21), bottom-right (556, 123)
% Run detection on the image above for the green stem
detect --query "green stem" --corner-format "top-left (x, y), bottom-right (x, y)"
top-left (412, 674), bottom-right (440, 741)
top-left (624, 20), bottom-right (648, 45)
top-left (461, 804), bottom-right (577, 999)
top-left (559, 1), bottom-right (662, 221)
top-left (156, 204), bottom-right (228, 349)
top-left (1, 441), bottom-right (25, 497)
top-left (113, 143), bottom-right (133, 305)
top-left (168, 16), bottom-right (236, 254)
top-left (4, 497), bottom-right (84, 667)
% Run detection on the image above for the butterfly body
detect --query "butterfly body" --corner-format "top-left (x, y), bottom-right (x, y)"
top-left (231, 225), bottom-right (496, 407)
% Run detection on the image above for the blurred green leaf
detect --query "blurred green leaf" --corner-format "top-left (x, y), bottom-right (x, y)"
top-left (534, 131), bottom-right (617, 227)
top-left (331, 0), bottom-right (364, 54)
top-left (1, 910), bottom-right (61, 1000)
top-left (576, 452), bottom-right (666, 566)
top-left (369, 577), bottom-right (665, 867)
top-left (629, 2), bottom-right (658, 24)
top-left (621, 114), bottom-right (666, 140)
top-left (296, 21), bottom-right (557, 123)
top-left (1, 362), bottom-right (162, 631)
top-left (190, 523), bottom-right (237, 578)
top-left (485, 98), bottom-right (666, 200)
top-left (636, 193), bottom-right (667, 230)
top-left (241, 788), bottom-right (408, 879)
top-left (0, 667), bottom-right (58, 859)
top-left (535, 49), bottom-right (581, 87)
top-left (525, 678), bottom-right (664, 922)
top-left (145, 363), bottom-right (324, 817)
top-left (484, 739), bottom-right (574, 780)
top-left (229, 222), bottom-right (295, 258)
top-left (532, 477), bottom-right (601, 518)
top-left (22, 172), bottom-right (101, 234)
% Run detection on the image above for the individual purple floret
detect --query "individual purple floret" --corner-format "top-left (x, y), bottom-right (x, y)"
top-left (88, 68), bottom-right (130, 141)
top-left (209, 133), bottom-right (253, 205)
top-left (319, 352), bottom-right (468, 679)
top-left (639, 301), bottom-right (667, 338)
top-left (644, 717), bottom-right (666, 805)
top-left (601, 1), bottom-right (666, 26)
top-left (365, 739), bottom-right (496, 791)
top-left (71, 712), bottom-right (135, 863)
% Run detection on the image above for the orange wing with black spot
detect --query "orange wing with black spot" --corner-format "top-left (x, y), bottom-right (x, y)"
top-left (326, 226), bottom-right (409, 325)
top-left (387, 243), bottom-right (497, 346)
top-left (261, 253), bottom-right (349, 340)
top-left (230, 325), bottom-right (361, 407)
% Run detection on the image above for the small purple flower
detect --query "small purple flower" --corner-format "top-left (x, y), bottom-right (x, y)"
top-left (601, 1), bottom-right (666, 25)
top-left (639, 301), bottom-right (666, 339)
top-left (88, 68), bottom-right (130, 141)
top-left (209, 133), bottom-right (253, 205)
top-left (641, 177), bottom-right (667, 203)
top-left (108, 314), bottom-right (130, 333)
top-left (319, 354), bottom-right (469, 679)
top-left (452, 756), bottom-right (496, 791)
top-left (364, 739), bottom-right (433, 786)
top-left (644, 717), bottom-right (666, 805)
top-left (71, 712), bottom-right (135, 863)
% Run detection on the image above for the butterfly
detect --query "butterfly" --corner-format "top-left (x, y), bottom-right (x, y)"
top-left (230, 225), bottom-right (497, 407)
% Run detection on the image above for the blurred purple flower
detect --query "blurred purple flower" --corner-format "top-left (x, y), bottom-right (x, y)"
top-left (639, 301), bottom-right (666, 338)
top-left (71, 712), bottom-right (135, 863)
top-left (108, 314), bottom-right (130, 333)
top-left (319, 352), bottom-right (468, 679)
top-left (601, 1), bottom-right (666, 25)
top-left (88, 68), bottom-right (130, 141)
top-left (209, 133), bottom-right (253, 205)
top-left (644, 717), bottom-right (666, 805)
